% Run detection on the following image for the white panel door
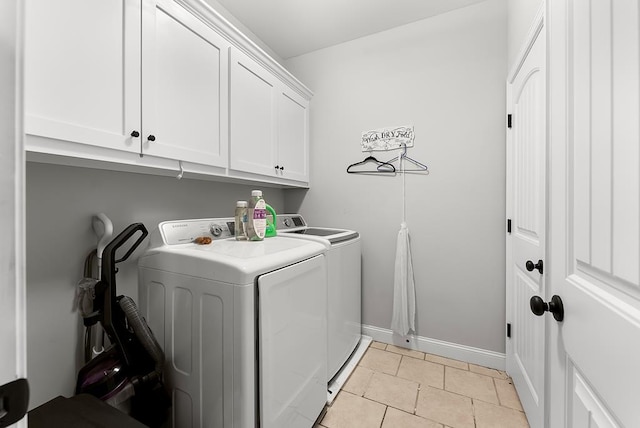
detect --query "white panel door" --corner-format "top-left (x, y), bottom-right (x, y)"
top-left (548, 0), bottom-right (640, 426)
top-left (277, 89), bottom-right (309, 182)
top-left (259, 255), bottom-right (327, 428)
top-left (142, 0), bottom-right (229, 167)
top-left (24, 0), bottom-right (140, 154)
top-left (0, 0), bottom-right (27, 426)
top-left (229, 47), bottom-right (278, 177)
top-left (506, 14), bottom-right (545, 428)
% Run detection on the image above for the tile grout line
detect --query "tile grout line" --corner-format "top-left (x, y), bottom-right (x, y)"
top-left (394, 355), bottom-right (401, 376)
top-left (361, 369), bottom-right (374, 398)
top-left (443, 365), bottom-right (448, 392)
top-left (378, 404), bottom-right (389, 428)
top-left (471, 398), bottom-right (478, 428)
top-left (493, 377), bottom-right (502, 407)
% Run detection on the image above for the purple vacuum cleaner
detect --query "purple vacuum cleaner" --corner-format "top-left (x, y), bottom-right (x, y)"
top-left (75, 223), bottom-right (169, 427)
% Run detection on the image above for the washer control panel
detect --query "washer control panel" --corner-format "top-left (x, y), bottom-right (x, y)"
top-left (160, 218), bottom-right (234, 245)
top-left (276, 214), bottom-right (307, 231)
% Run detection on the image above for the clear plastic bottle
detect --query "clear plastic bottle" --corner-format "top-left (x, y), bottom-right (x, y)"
top-left (245, 190), bottom-right (267, 241)
top-left (234, 201), bottom-right (248, 240)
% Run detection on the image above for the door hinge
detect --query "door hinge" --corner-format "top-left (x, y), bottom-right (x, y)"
top-left (507, 219), bottom-right (512, 234)
top-left (507, 114), bottom-right (512, 128)
top-left (506, 323), bottom-right (511, 338)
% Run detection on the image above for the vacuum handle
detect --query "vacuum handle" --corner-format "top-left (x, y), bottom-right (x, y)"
top-left (102, 223), bottom-right (148, 270)
top-left (101, 223), bottom-right (148, 313)
top-left (98, 223), bottom-right (148, 368)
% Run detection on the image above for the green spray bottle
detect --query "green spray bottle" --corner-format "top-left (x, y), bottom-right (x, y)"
top-left (265, 204), bottom-right (277, 237)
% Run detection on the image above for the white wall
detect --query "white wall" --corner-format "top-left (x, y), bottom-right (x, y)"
top-left (285, 0), bottom-right (507, 353)
top-left (26, 162), bottom-right (285, 408)
top-left (507, 0), bottom-right (543, 68)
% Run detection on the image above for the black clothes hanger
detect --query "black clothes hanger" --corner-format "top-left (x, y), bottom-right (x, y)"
top-left (346, 154), bottom-right (396, 174)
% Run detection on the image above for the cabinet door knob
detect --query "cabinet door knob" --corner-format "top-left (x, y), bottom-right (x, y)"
top-left (130, 130), bottom-right (140, 138)
top-left (279, 166), bottom-right (284, 171)
top-left (275, 165), bottom-right (279, 170)
top-left (147, 135), bottom-right (156, 142)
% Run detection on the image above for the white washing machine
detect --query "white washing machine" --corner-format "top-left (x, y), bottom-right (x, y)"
top-left (277, 214), bottom-right (367, 399)
top-left (138, 218), bottom-right (328, 428)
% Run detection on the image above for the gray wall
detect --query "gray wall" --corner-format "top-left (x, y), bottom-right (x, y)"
top-left (507, 0), bottom-right (543, 68)
top-left (26, 162), bottom-right (285, 408)
top-left (285, 0), bottom-right (507, 353)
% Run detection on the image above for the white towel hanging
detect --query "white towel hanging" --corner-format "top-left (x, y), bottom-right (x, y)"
top-left (391, 155), bottom-right (416, 335)
top-left (391, 222), bottom-right (416, 335)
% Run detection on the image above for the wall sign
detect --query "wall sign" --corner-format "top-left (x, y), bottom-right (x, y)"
top-left (361, 126), bottom-right (414, 151)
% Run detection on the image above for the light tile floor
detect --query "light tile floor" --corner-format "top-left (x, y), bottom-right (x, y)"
top-left (316, 342), bottom-right (530, 428)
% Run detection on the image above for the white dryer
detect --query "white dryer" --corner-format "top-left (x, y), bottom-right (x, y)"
top-left (138, 218), bottom-right (327, 428)
top-left (277, 214), bottom-right (365, 397)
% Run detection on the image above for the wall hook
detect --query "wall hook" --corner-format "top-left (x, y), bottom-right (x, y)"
top-left (176, 161), bottom-right (184, 180)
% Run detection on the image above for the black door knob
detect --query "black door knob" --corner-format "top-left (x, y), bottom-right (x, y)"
top-left (147, 134), bottom-right (156, 142)
top-left (530, 295), bottom-right (564, 322)
top-left (130, 130), bottom-right (140, 138)
top-left (526, 259), bottom-right (543, 274)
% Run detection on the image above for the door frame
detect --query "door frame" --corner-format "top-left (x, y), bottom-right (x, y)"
top-left (0, 0), bottom-right (28, 425)
top-left (505, 3), bottom-right (547, 427)
top-left (545, 0), bottom-right (567, 425)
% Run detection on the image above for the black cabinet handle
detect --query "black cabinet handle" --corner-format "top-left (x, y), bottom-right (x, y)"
top-left (279, 166), bottom-right (284, 171)
top-left (526, 259), bottom-right (543, 274)
top-left (530, 295), bottom-right (564, 322)
top-left (147, 135), bottom-right (156, 142)
top-left (130, 130), bottom-right (140, 138)
top-left (275, 165), bottom-right (279, 170)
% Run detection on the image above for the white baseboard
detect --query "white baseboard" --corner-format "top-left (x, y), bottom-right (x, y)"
top-left (362, 324), bottom-right (506, 371)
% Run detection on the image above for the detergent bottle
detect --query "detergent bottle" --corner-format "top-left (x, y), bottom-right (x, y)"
top-left (265, 204), bottom-right (277, 237)
top-left (234, 201), bottom-right (248, 240)
top-left (245, 190), bottom-right (267, 241)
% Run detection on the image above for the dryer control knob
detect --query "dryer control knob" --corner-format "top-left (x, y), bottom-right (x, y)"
top-left (210, 224), bottom-right (223, 237)
top-left (283, 218), bottom-right (291, 227)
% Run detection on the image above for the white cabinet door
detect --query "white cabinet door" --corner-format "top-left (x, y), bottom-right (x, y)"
top-left (230, 47), bottom-right (310, 183)
top-left (229, 47), bottom-right (278, 177)
top-left (276, 89), bottom-right (309, 182)
top-left (25, 0), bottom-right (140, 154)
top-left (142, 0), bottom-right (229, 167)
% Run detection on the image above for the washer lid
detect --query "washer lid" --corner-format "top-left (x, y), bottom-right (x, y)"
top-left (277, 214), bottom-right (359, 244)
top-left (139, 237), bottom-right (325, 284)
top-left (140, 218), bottom-right (326, 284)
top-left (286, 228), bottom-right (359, 244)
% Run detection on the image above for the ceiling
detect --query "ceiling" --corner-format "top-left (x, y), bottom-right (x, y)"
top-left (209, 0), bottom-right (489, 59)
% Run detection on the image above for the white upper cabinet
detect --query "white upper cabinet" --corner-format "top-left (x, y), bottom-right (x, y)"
top-left (142, 0), bottom-right (229, 166)
top-left (229, 48), bottom-right (278, 177)
top-left (229, 47), bottom-right (310, 183)
top-left (25, 0), bottom-right (141, 155)
top-left (276, 89), bottom-right (309, 182)
top-left (25, 0), bottom-right (229, 168)
top-left (24, 0), bottom-right (312, 187)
